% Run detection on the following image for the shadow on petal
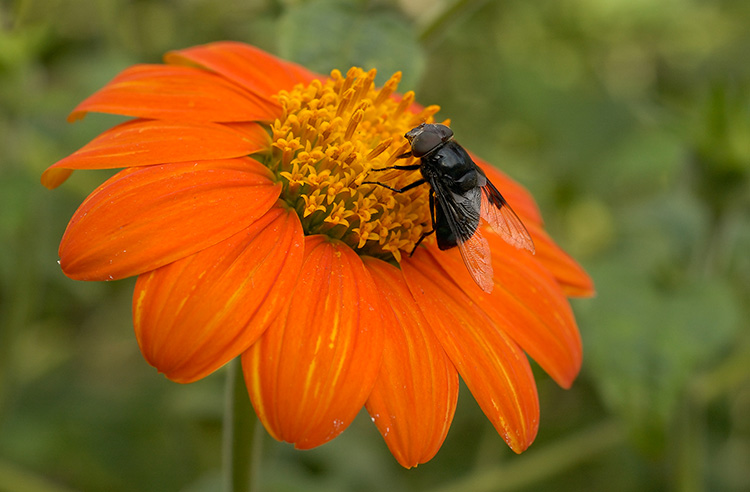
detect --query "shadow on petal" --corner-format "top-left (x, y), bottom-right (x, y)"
top-left (165, 41), bottom-right (321, 101)
top-left (525, 221), bottom-right (596, 298)
top-left (68, 64), bottom-right (280, 123)
top-left (59, 157), bottom-right (280, 281)
top-left (364, 257), bottom-right (459, 468)
top-left (134, 207), bottom-right (305, 383)
top-left (42, 120), bottom-right (269, 189)
top-left (402, 249), bottom-right (540, 453)
top-left (432, 236), bottom-right (582, 388)
top-left (242, 236), bottom-right (384, 449)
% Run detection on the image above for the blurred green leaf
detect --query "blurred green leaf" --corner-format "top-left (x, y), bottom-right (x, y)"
top-left (582, 264), bottom-right (739, 446)
top-left (580, 188), bottom-right (741, 452)
top-left (690, 81), bottom-right (750, 220)
top-left (278, 0), bottom-right (425, 89)
top-left (3, 1), bottom-right (750, 491)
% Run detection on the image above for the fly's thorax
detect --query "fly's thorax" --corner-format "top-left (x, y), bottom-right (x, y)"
top-left (422, 141), bottom-right (481, 193)
top-left (263, 67), bottom-right (445, 263)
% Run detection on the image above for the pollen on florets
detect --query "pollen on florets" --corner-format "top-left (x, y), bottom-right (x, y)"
top-left (265, 67), bottom-right (443, 262)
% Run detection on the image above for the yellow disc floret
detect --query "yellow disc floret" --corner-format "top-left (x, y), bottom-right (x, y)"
top-left (266, 67), bottom-right (442, 262)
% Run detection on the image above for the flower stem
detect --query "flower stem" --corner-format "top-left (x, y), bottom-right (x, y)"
top-left (432, 420), bottom-right (624, 492)
top-left (418, 0), bottom-right (488, 43)
top-left (0, 458), bottom-right (79, 492)
top-left (223, 358), bottom-right (260, 492)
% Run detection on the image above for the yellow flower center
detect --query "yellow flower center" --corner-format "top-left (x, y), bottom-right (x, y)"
top-left (266, 67), bottom-right (443, 262)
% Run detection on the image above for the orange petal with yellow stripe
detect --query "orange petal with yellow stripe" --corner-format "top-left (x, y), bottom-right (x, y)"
top-left (165, 41), bottom-right (319, 100)
top-left (402, 249), bottom-right (540, 453)
top-left (42, 119), bottom-right (270, 189)
top-left (431, 236), bottom-right (582, 388)
top-left (473, 156), bottom-right (543, 226)
top-left (524, 221), bottom-right (595, 298)
top-left (68, 64), bottom-right (279, 123)
top-left (242, 236), bottom-right (384, 449)
top-left (59, 157), bottom-right (280, 281)
top-left (472, 158), bottom-right (594, 297)
top-left (133, 207), bottom-right (304, 383)
top-left (363, 257), bottom-right (458, 468)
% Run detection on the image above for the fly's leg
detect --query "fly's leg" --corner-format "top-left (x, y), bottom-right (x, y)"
top-left (366, 147), bottom-right (420, 174)
top-left (363, 176), bottom-right (433, 254)
top-left (362, 147), bottom-right (421, 186)
top-left (410, 191), bottom-right (436, 255)
top-left (362, 153), bottom-right (435, 255)
top-left (368, 162), bottom-right (421, 173)
top-left (361, 161), bottom-right (423, 190)
top-left (362, 177), bottom-right (427, 193)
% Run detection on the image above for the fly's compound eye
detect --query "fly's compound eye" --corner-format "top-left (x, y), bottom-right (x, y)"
top-left (432, 124), bottom-right (454, 142)
top-left (407, 123), bottom-right (454, 157)
top-left (410, 131), bottom-right (443, 157)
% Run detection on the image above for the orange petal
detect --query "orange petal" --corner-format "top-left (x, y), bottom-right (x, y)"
top-left (42, 119), bottom-right (270, 189)
top-left (473, 155), bottom-right (543, 226)
top-left (472, 158), bottom-right (594, 297)
top-left (242, 236), bottom-right (384, 449)
top-left (525, 221), bottom-right (595, 298)
top-left (68, 64), bottom-right (279, 123)
top-left (402, 249), bottom-right (540, 453)
top-left (430, 236), bottom-right (582, 388)
top-left (133, 207), bottom-right (304, 383)
top-left (363, 257), bottom-right (458, 468)
top-left (165, 41), bottom-right (320, 101)
top-left (59, 157), bottom-right (280, 281)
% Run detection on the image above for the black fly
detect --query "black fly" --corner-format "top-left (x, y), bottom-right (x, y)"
top-left (364, 123), bottom-right (535, 293)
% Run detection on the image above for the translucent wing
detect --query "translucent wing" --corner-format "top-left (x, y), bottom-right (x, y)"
top-left (431, 181), bottom-right (495, 293)
top-left (454, 226), bottom-right (494, 293)
top-left (480, 179), bottom-right (535, 253)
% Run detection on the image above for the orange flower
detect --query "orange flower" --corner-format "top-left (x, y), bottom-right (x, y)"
top-left (43, 42), bottom-right (594, 468)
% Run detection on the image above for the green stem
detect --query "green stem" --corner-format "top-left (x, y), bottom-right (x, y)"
top-left (222, 358), bottom-right (260, 492)
top-left (418, 0), bottom-right (489, 44)
top-left (674, 393), bottom-right (705, 492)
top-left (0, 459), bottom-right (79, 492)
top-left (689, 332), bottom-right (750, 404)
top-left (432, 420), bottom-right (624, 492)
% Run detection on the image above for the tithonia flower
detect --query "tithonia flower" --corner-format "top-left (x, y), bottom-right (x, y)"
top-left (43, 42), bottom-right (594, 468)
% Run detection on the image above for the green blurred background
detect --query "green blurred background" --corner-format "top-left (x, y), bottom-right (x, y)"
top-left (1, 0), bottom-right (749, 490)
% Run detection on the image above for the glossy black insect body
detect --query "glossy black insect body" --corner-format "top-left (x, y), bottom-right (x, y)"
top-left (365, 123), bottom-right (535, 293)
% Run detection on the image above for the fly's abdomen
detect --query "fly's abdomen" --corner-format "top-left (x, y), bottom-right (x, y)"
top-left (435, 202), bottom-right (457, 250)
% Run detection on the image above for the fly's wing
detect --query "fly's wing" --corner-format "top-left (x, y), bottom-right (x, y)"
top-left (480, 179), bottom-right (535, 253)
top-left (430, 178), bottom-right (495, 293)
